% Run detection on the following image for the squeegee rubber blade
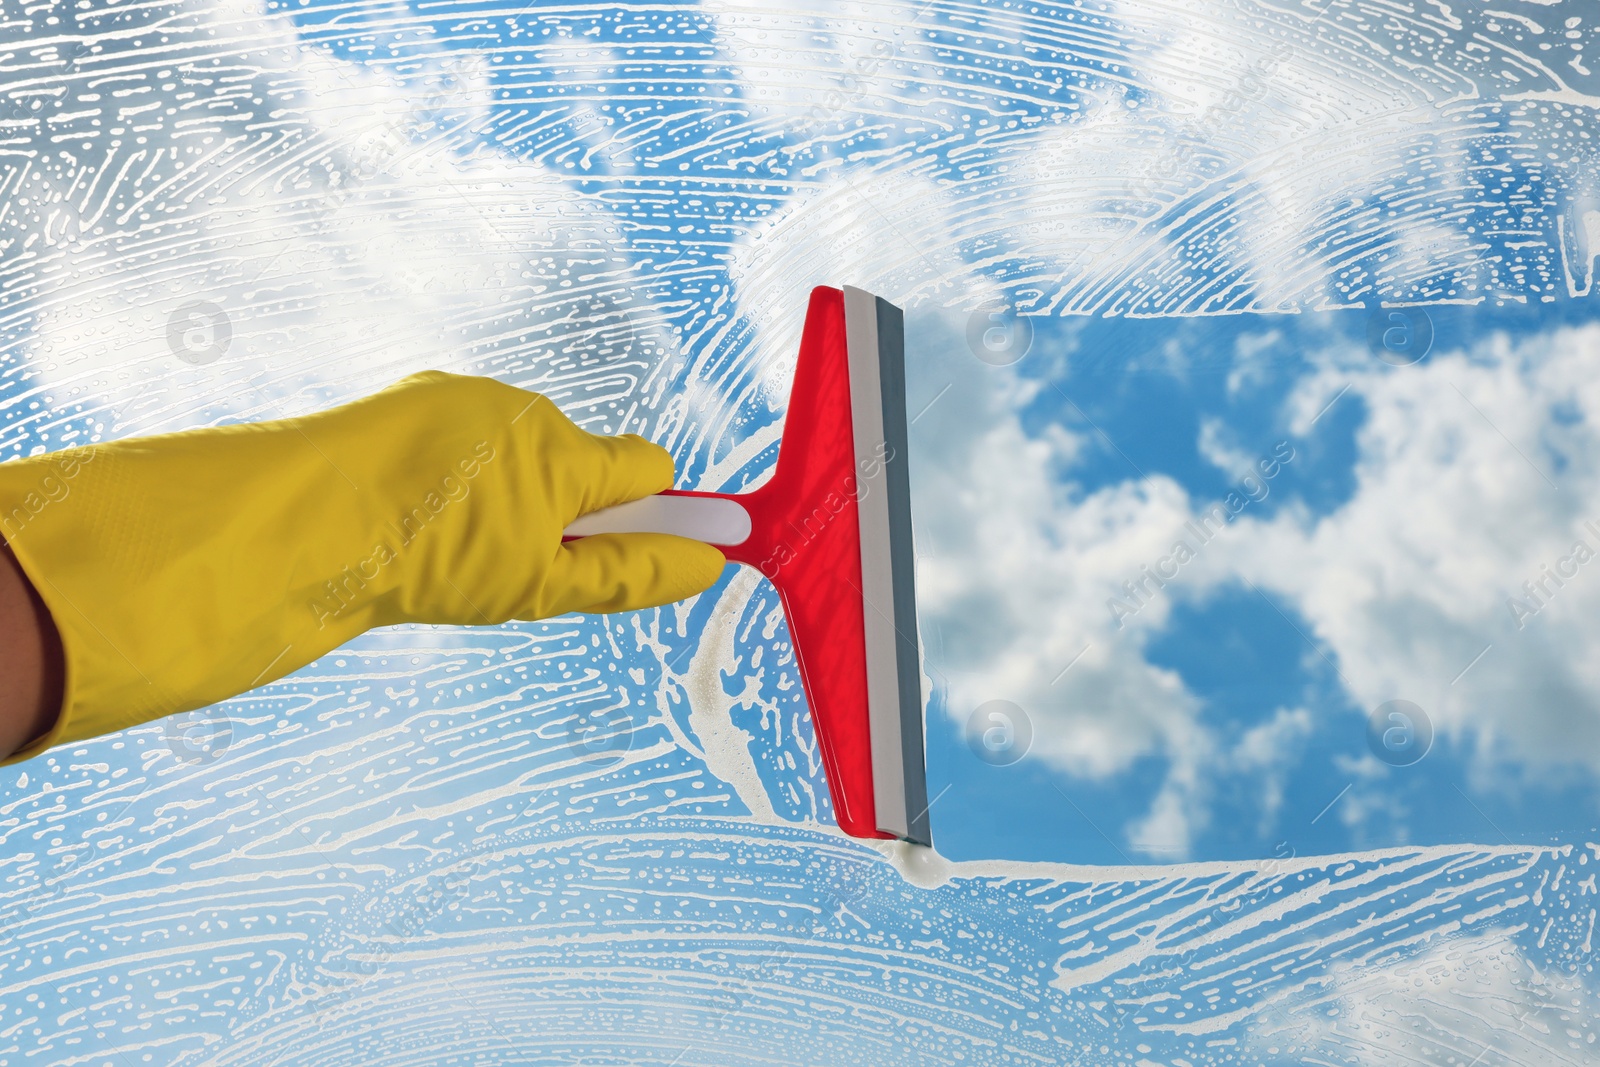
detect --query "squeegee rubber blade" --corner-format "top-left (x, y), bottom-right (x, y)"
top-left (875, 295), bottom-right (931, 847)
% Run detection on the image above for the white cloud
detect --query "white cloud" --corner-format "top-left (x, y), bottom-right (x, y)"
top-left (1251, 928), bottom-right (1598, 1066)
top-left (1217, 321), bottom-right (1600, 790)
top-left (1197, 416), bottom-right (1256, 478)
top-left (1227, 327), bottom-right (1284, 396)
top-left (1232, 705), bottom-right (1314, 829)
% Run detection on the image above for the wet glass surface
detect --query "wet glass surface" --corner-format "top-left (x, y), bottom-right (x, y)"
top-left (2, 1), bottom-right (1600, 1063)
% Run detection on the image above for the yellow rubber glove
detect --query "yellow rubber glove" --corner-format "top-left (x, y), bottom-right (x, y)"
top-left (0, 370), bottom-right (725, 764)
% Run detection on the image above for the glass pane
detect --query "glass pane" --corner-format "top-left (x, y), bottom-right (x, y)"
top-left (3, 1), bottom-right (1597, 1064)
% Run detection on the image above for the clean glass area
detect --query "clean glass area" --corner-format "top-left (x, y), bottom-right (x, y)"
top-left (2, 1), bottom-right (1597, 1064)
top-left (913, 301), bottom-right (1600, 865)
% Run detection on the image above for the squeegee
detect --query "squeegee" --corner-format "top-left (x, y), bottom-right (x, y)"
top-left (563, 286), bottom-right (930, 846)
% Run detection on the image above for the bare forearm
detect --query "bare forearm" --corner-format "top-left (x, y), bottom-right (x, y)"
top-left (0, 543), bottom-right (63, 761)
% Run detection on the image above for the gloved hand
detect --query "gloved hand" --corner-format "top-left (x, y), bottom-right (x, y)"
top-left (0, 371), bottom-right (725, 764)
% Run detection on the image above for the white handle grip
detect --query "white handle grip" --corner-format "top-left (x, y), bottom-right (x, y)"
top-left (562, 494), bottom-right (752, 546)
